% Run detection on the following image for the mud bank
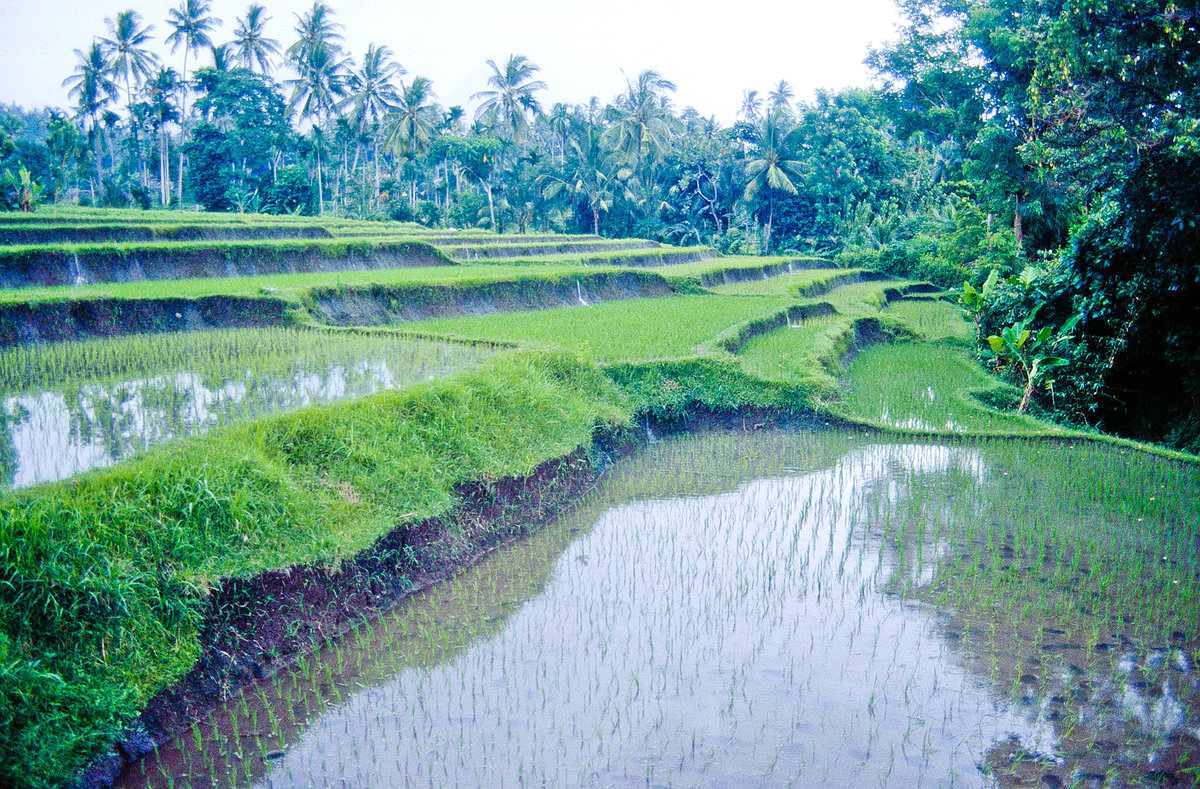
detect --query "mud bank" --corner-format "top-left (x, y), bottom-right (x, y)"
top-left (0, 295), bottom-right (293, 346)
top-left (306, 269), bottom-right (686, 325)
top-left (0, 225), bottom-right (333, 246)
top-left (444, 240), bottom-right (659, 259)
top-left (0, 240), bottom-right (450, 289)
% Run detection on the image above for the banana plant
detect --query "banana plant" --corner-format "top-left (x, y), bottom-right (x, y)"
top-left (959, 268), bottom-right (1000, 344)
top-left (987, 314), bottom-right (1079, 414)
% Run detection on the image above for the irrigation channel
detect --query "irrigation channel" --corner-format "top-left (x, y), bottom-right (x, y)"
top-left (0, 329), bottom-right (491, 489)
top-left (113, 429), bottom-right (1200, 788)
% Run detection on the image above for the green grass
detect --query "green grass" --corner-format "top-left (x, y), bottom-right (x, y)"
top-left (821, 279), bottom-right (913, 315)
top-left (0, 235), bottom-right (446, 261)
top-left (403, 294), bottom-right (797, 362)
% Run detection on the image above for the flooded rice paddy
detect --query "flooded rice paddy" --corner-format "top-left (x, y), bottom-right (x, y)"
top-left (116, 430), bottom-right (1199, 788)
top-left (0, 329), bottom-right (491, 489)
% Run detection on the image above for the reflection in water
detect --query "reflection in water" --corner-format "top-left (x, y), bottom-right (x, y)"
top-left (1, 351), bottom-right (484, 490)
top-left (120, 437), bottom-right (1068, 788)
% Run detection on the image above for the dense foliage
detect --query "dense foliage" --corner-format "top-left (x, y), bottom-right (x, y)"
top-left (1, 0), bottom-right (1196, 446)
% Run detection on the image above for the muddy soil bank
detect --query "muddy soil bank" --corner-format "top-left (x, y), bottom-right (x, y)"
top-left (697, 257), bottom-right (832, 287)
top-left (306, 270), bottom-right (684, 325)
top-left (77, 406), bottom-right (825, 789)
top-left (0, 225), bottom-right (333, 246)
top-left (0, 241), bottom-right (449, 289)
top-left (0, 295), bottom-right (292, 346)
top-left (445, 240), bottom-right (659, 259)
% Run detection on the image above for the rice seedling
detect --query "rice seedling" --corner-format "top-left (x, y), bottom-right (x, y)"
top-left (0, 327), bottom-right (493, 489)
top-left (837, 342), bottom-right (1050, 435)
top-left (113, 429), bottom-right (1197, 788)
top-left (402, 294), bottom-right (797, 362)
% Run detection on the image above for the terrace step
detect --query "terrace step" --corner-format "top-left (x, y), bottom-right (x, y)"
top-left (444, 239), bottom-right (659, 260)
top-left (0, 224), bottom-right (333, 245)
top-left (0, 239), bottom-right (451, 289)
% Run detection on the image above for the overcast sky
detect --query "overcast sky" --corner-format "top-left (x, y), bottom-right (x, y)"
top-left (1, 0), bottom-right (903, 124)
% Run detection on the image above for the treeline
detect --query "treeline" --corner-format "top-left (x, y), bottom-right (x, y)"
top-left (1, 0), bottom-right (1197, 450)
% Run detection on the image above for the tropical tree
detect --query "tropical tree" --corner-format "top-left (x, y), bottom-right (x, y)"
top-left (209, 43), bottom-right (233, 71)
top-left (739, 90), bottom-right (763, 122)
top-left (769, 80), bottom-right (794, 115)
top-left (344, 43), bottom-right (404, 196)
top-left (63, 43), bottom-right (118, 197)
top-left (539, 123), bottom-right (619, 235)
top-left (232, 3), bottom-right (280, 74)
top-left (100, 10), bottom-right (160, 113)
top-left (166, 0), bottom-right (222, 204)
top-left (742, 109), bottom-right (803, 252)
top-left (604, 69), bottom-right (680, 204)
top-left (387, 76), bottom-right (437, 158)
top-left (143, 66), bottom-right (180, 205)
top-left (472, 54), bottom-right (547, 144)
top-left (286, 1), bottom-right (349, 213)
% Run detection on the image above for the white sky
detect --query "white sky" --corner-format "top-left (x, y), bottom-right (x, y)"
top-left (0, 0), bottom-right (903, 125)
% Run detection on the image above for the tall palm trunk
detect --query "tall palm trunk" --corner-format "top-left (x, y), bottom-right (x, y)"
top-left (159, 125), bottom-right (170, 205)
top-left (316, 146), bottom-right (324, 214)
top-left (176, 48), bottom-right (189, 206)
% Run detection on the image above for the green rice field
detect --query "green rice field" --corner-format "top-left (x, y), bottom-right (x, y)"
top-left (0, 208), bottom-right (1195, 789)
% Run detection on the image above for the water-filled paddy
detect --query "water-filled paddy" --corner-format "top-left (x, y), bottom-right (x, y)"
top-left (0, 329), bottom-right (492, 489)
top-left (115, 429), bottom-right (1199, 788)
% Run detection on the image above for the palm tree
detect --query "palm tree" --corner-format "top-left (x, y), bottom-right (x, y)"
top-left (546, 102), bottom-right (571, 163)
top-left (769, 80), bottom-right (794, 115)
top-left (100, 10), bottom-right (159, 114)
top-left (210, 43), bottom-right (233, 71)
top-left (471, 54), bottom-right (547, 144)
top-left (287, 3), bottom-right (349, 213)
top-left (743, 109), bottom-right (804, 253)
top-left (344, 43), bottom-right (404, 198)
top-left (287, 1), bottom-right (343, 64)
top-left (387, 76), bottom-right (438, 213)
top-left (63, 43), bottom-right (118, 198)
top-left (166, 0), bottom-right (222, 205)
top-left (604, 69), bottom-right (680, 209)
top-left (232, 3), bottom-right (280, 74)
top-left (740, 89), bottom-right (763, 123)
top-left (539, 123), bottom-right (620, 236)
top-left (387, 76), bottom-right (437, 158)
top-left (144, 67), bottom-right (180, 205)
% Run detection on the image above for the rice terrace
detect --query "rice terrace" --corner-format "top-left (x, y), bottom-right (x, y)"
top-left (1, 1), bottom-right (1199, 788)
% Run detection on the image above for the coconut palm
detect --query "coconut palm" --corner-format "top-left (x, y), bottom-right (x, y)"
top-left (343, 44), bottom-right (404, 197)
top-left (210, 43), bottom-right (233, 71)
top-left (769, 80), bottom-right (794, 115)
top-left (739, 89), bottom-right (763, 123)
top-left (232, 3), bottom-right (280, 74)
top-left (100, 10), bottom-right (160, 113)
top-left (604, 69), bottom-right (680, 209)
top-left (144, 66), bottom-right (180, 205)
top-left (471, 54), bottom-right (547, 144)
top-left (387, 76), bottom-right (437, 159)
top-left (63, 42), bottom-right (118, 196)
top-left (287, 1), bottom-right (343, 64)
top-left (743, 109), bottom-right (804, 252)
top-left (166, 0), bottom-right (222, 204)
top-left (539, 123), bottom-right (621, 235)
top-left (287, 3), bottom-right (350, 213)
